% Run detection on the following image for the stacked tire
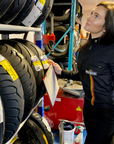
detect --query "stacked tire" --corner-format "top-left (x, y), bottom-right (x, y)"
top-left (46, 0), bottom-right (81, 69)
top-left (46, 25), bottom-right (69, 59)
top-left (0, 53), bottom-right (24, 143)
top-left (17, 112), bottom-right (53, 144)
top-left (46, 25), bottom-right (80, 59)
top-left (0, 39), bottom-right (50, 143)
top-left (0, 97), bottom-right (5, 144)
top-left (49, 0), bottom-right (82, 23)
top-left (0, 0), bottom-right (54, 28)
top-left (13, 112), bottom-right (53, 144)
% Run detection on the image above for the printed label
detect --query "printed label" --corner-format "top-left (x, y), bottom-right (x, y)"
top-left (31, 55), bottom-right (43, 71)
top-left (22, 5), bottom-right (42, 27)
top-left (86, 70), bottom-right (97, 76)
top-left (39, 0), bottom-right (46, 6)
top-left (0, 97), bottom-right (3, 123)
top-left (40, 55), bottom-right (49, 69)
top-left (0, 55), bottom-right (18, 81)
top-left (36, 0), bottom-right (46, 11)
top-left (56, 98), bottom-right (61, 102)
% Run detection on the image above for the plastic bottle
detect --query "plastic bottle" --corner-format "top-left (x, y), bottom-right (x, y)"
top-left (74, 137), bottom-right (80, 144)
top-left (74, 126), bottom-right (84, 144)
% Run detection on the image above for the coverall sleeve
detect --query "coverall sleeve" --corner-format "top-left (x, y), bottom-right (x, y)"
top-left (109, 52), bottom-right (114, 82)
top-left (60, 69), bottom-right (80, 81)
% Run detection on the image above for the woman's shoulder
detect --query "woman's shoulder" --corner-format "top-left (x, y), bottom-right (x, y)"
top-left (102, 43), bottom-right (114, 49)
top-left (104, 44), bottom-right (114, 57)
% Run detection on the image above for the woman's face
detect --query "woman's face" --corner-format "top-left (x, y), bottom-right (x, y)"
top-left (84, 6), bottom-right (107, 38)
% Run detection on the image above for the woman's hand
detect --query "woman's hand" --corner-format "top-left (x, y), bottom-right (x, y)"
top-left (48, 59), bottom-right (62, 75)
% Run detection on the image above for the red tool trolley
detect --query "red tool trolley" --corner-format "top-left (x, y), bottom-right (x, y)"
top-left (44, 88), bottom-right (84, 131)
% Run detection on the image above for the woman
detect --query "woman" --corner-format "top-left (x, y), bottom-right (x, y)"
top-left (49, 1), bottom-right (114, 144)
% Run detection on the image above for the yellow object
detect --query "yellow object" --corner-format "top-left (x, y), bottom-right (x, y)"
top-left (39, 0), bottom-right (46, 6)
top-left (76, 106), bottom-right (82, 111)
top-left (43, 134), bottom-right (48, 144)
top-left (10, 136), bottom-right (18, 144)
top-left (33, 60), bottom-right (42, 66)
top-left (0, 59), bottom-right (18, 81)
top-left (78, 5), bottom-right (81, 13)
top-left (42, 59), bottom-right (49, 65)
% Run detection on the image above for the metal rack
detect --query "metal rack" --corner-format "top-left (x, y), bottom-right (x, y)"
top-left (0, 24), bottom-right (41, 32)
top-left (68, 0), bottom-right (77, 71)
top-left (0, 24), bottom-right (43, 144)
top-left (46, 0), bottom-right (81, 71)
top-left (0, 0), bottom-right (82, 142)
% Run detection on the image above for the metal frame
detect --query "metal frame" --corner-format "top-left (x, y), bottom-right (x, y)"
top-left (46, 0), bottom-right (81, 71)
top-left (68, 0), bottom-right (76, 71)
top-left (35, 24), bottom-right (44, 117)
top-left (0, 24), bottom-right (41, 32)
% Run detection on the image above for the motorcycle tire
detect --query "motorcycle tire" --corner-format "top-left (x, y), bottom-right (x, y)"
top-left (0, 54), bottom-right (24, 143)
top-left (0, 43), bottom-right (36, 121)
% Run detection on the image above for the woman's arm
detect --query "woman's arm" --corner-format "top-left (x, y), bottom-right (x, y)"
top-left (61, 69), bottom-right (80, 81)
top-left (48, 59), bottom-right (80, 81)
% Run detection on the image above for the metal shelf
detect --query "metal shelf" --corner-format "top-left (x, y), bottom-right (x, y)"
top-left (53, 3), bottom-right (72, 5)
top-left (0, 24), bottom-right (41, 32)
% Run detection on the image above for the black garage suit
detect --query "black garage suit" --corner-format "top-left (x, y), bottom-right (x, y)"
top-left (60, 37), bottom-right (114, 144)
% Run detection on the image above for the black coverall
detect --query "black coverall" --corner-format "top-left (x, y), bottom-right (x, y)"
top-left (61, 38), bottom-right (114, 144)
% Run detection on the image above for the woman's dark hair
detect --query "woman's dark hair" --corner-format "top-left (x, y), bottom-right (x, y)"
top-left (78, 1), bottom-right (114, 51)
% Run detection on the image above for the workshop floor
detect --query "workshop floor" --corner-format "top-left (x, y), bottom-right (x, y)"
top-left (52, 129), bottom-right (87, 144)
